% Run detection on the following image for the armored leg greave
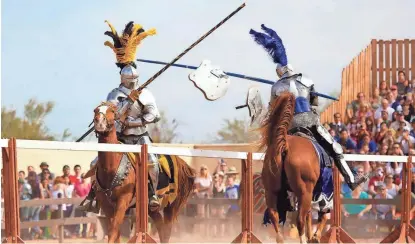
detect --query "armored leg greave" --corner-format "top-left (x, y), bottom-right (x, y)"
top-left (310, 125), bottom-right (368, 191)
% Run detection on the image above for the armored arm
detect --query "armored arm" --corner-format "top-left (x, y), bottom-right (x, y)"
top-left (106, 88), bottom-right (131, 118)
top-left (127, 89), bottom-right (161, 127)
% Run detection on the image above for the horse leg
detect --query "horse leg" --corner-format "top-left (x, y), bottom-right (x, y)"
top-left (107, 199), bottom-right (130, 243)
top-left (312, 211), bottom-right (329, 243)
top-left (265, 192), bottom-right (284, 243)
top-left (296, 192), bottom-right (312, 244)
top-left (306, 211), bottom-right (313, 242)
top-left (149, 211), bottom-right (164, 242)
top-left (162, 205), bottom-right (175, 243)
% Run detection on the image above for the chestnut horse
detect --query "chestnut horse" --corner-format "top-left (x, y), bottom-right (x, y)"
top-left (258, 92), bottom-right (332, 243)
top-left (91, 102), bottom-right (195, 243)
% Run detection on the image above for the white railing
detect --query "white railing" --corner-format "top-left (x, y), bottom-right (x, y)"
top-left (0, 139), bottom-right (410, 163)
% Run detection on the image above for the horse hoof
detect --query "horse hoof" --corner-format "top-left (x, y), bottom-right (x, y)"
top-left (276, 233), bottom-right (284, 243)
top-left (308, 237), bottom-right (320, 243)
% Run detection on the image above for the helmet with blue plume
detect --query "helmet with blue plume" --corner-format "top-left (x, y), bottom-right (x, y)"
top-left (249, 24), bottom-right (294, 78)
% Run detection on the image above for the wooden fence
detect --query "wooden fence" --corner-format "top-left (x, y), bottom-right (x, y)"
top-left (320, 39), bottom-right (415, 124)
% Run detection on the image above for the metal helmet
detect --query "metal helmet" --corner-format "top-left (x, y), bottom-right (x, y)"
top-left (120, 64), bottom-right (139, 89)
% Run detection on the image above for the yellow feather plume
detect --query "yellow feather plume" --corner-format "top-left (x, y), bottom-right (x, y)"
top-left (104, 20), bottom-right (156, 64)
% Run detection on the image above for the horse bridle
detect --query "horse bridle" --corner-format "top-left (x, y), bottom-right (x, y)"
top-left (94, 103), bottom-right (117, 137)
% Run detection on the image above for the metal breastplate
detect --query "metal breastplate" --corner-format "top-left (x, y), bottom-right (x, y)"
top-left (123, 100), bottom-right (148, 136)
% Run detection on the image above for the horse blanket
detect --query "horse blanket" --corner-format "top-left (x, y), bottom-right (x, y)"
top-left (125, 152), bottom-right (180, 209)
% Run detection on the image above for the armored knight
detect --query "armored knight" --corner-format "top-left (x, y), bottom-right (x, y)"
top-left (249, 24), bottom-right (368, 191)
top-left (77, 21), bottom-right (160, 212)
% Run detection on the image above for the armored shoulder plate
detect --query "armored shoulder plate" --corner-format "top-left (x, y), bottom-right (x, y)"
top-left (106, 87), bottom-right (128, 102)
top-left (296, 75), bottom-right (314, 88)
top-left (138, 88), bottom-right (157, 106)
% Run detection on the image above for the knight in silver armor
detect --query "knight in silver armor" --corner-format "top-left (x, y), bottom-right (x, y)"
top-left (77, 20), bottom-right (160, 212)
top-left (249, 24), bottom-right (368, 191)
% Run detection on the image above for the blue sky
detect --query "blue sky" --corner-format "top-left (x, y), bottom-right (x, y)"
top-left (2, 0), bottom-right (414, 143)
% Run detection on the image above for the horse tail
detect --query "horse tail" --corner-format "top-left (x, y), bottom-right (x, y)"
top-left (258, 91), bottom-right (295, 174)
top-left (169, 156), bottom-right (196, 221)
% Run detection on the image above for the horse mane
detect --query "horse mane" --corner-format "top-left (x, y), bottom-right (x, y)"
top-left (257, 92), bottom-right (295, 172)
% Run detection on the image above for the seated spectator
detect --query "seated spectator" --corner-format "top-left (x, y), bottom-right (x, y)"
top-left (372, 184), bottom-right (396, 220)
top-left (391, 95), bottom-right (404, 111)
top-left (390, 106), bottom-right (411, 131)
top-left (402, 104), bottom-right (413, 122)
top-left (385, 161), bottom-right (403, 177)
top-left (375, 122), bottom-right (389, 144)
top-left (384, 174), bottom-right (399, 198)
top-left (368, 167), bottom-right (385, 196)
top-left (379, 80), bottom-right (389, 97)
top-left (396, 70), bottom-right (410, 96)
top-left (410, 119), bottom-right (415, 138)
top-left (365, 117), bottom-right (376, 137)
top-left (346, 117), bottom-right (359, 142)
top-left (389, 86), bottom-right (398, 103)
top-left (374, 98), bottom-right (394, 121)
top-left (336, 129), bottom-right (356, 154)
top-left (396, 127), bottom-right (415, 155)
top-left (357, 133), bottom-right (377, 153)
top-left (355, 103), bottom-right (373, 121)
top-left (329, 112), bottom-right (347, 136)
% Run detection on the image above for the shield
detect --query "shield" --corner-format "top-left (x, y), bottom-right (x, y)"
top-left (188, 60), bottom-right (231, 101)
top-left (236, 86), bottom-right (264, 125)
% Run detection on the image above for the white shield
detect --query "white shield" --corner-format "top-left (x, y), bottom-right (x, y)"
top-left (189, 60), bottom-right (231, 101)
top-left (246, 86), bottom-right (264, 125)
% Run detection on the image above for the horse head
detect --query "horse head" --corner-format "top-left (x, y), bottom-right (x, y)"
top-left (93, 102), bottom-right (117, 135)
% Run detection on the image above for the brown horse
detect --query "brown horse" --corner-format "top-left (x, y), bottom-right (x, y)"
top-left (91, 102), bottom-right (195, 243)
top-left (257, 92), bottom-right (332, 243)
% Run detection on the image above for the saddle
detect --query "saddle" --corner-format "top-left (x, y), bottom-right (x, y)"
top-left (288, 126), bottom-right (332, 168)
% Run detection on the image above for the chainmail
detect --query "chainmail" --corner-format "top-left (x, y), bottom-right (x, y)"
top-left (290, 111), bottom-right (320, 129)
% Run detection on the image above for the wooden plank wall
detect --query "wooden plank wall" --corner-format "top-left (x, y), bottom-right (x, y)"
top-left (371, 39), bottom-right (415, 93)
top-left (320, 39), bottom-right (415, 124)
top-left (320, 44), bottom-right (372, 123)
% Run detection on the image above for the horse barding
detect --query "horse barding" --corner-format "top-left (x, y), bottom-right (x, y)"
top-left (87, 102), bottom-right (196, 243)
top-left (257, 91), bottom-right (334, 243)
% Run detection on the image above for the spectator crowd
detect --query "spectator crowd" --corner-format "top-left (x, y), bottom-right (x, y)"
top-left (16, 162), bottom-right (93, 240)
top-left (325, 71), bottom-right (415, 233)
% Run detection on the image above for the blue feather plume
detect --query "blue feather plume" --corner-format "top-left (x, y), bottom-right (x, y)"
top-left (249, 24), bottom-right (288, 66)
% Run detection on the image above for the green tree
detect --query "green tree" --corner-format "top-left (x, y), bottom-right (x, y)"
top-left (215, 118), bottom-right (259, 143)
top-left (1, 98), bottom-right (71, 140)
top-left (148, 111), bottom-right (180, 143)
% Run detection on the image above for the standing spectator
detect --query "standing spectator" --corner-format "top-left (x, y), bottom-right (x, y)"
top-left (384, 174), bottom-right (399, 198)
top-left (210, 172), bottom-right (226, 238)
top-left (26, 171), bottom-right (43, 239)
top-left (347, 92), bottom-right (366, 114)
top-left (69, 165), bottom-right (82, 186)
top-left (194, 165), bottom-right (212, 218)
top-left (370, 88), bottom-right (382, 110)
top-left (18, 177), bottom-right (32, 239)
top-left (63, 176), bottom-right (75, 237)
top-left (38, 162), bottom-right (55, 180)
top-left (379, 81), bottom-right (389, 97)
top-left (224, 170), bottom-right (240, 217)
top-left (74, 174), bottom-right (91, 238)
top-left (62, 165), bottom-right (71, 177)
top-left (374, 98), bottom-right (395, 121)
top-left (368, 167), bottom-right (385, 196)
top-left (18, 171), bottom-right (26, 182)
top-left (39, 176), bottom-right (52, 239)
top-left (330, 112), bottom-right (347, 136)
top-left (50, 177), bottom-right (67, 239)
top-left (396, 71), bottom-right (410, 96)
top-left (372, 184), bottom-right (396, 220)
top-left (213, 159), bottom-right (228, 175)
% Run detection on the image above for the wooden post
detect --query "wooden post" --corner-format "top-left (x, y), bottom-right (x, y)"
top-left (231, 153), bottom-right (261, 243)
top-left (128, 144), bottom-right (156, 243)
top-left (321, 165), bottom-right (355, 243)
top-left (380, 156), bottom-right (415, 243)
top-left (2, 138), bottom-right (24, 243)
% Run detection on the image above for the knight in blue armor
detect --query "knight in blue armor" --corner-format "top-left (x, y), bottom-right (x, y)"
top-left (249, 24), bottom-right (368, 191)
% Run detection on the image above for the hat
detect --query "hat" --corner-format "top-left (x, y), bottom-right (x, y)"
top-left (226, 166), bottom-right (239, 175)
top-left (403, 126), bottom-right (411, 132)
top-left (396, 105), bottom-right (403, 114)
top-left (391, 85), bottom-right (397, 90)
top-left (40, 162), bottom-right (49, 167)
